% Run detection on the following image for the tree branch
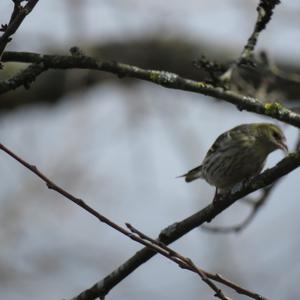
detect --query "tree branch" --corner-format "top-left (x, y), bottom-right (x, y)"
top-left (0, 141), bottom-right (296, 299)
top-left (2, 51), bottom-right (300, 128)
top-left (0, 0), bottom-right (39, 60)
top-left (240, 0), bottom-right (281, 63)
top-left (0, 142), bottom-right (274, 300)
top-left (220, 0), bottom-right (281, 82)
top-left (127, 223), bottom-right (267, 300)
top-left (125, 223), bottom-right (232, 300)
top-left (126, 223), bottom-right (267, 300)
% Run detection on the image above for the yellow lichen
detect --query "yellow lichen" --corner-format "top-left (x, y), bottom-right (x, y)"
top-left (149, 71), bottom-right (160, 82)
top-left (264, 102), bottom-right (283, 114)
top-left (194, 81), bottom-right (206, 88)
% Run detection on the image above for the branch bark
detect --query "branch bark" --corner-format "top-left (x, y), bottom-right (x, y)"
top-left (2, 51), bottom-right (300, 129)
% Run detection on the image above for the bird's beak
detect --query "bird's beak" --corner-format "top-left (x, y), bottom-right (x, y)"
top-left (278, 140), bottom-right (288, 155)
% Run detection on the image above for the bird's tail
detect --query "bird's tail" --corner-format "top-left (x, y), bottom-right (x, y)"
top-left (177, 165), bottom-right (203, 182)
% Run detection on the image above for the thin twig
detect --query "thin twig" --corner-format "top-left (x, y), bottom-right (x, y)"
top-left (0, 0), bottom-right (39, 60)
top-left (240, 0), bottom-right (281, 64)
top-left (220, 0), bottom-right (281, 82)
top-left (127, 223), bottom-right (267, 300)
top-left (125, 224), bottom-right (231, 300)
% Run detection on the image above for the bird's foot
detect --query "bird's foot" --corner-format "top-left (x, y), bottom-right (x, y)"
top-left (230, 181), bottom-right (245, 194)
top-left (212, 190), bottom-right (230, 205)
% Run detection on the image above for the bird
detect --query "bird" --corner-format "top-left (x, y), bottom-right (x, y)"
top-left (179, 123), bottom-right (288, 199)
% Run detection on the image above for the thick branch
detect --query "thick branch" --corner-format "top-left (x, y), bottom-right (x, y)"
top-left (2, 51), bottom-right (300, 128)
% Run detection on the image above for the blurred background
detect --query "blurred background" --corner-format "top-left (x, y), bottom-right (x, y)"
top-left (0, 1), bottom-right (300, 299)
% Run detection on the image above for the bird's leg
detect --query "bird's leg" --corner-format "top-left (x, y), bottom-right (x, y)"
top-left (242, 176), bottom-right (254, 188)
top-left (213, 188), bottom-right (220, 203)
top-left (213, 180), bottom-right (251, 205)
top-left (230, 181), bottom-right (244, 194)
top-left (212, 188), bottom-right (226, 203)
top-left (210, 189), bottom-right (228, 220)
top-left (213, 188), bottom-right (232, 205)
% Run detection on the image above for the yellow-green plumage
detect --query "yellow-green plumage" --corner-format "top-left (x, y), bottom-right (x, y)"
top-left (181, 123), bottom-right (288, 192)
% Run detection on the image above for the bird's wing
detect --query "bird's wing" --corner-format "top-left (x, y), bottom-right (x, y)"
top-left (205, 125), bottom-right (255, 158)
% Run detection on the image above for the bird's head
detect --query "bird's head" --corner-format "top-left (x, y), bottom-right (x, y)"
top-left (256, 123), bottom-right (288, 154)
